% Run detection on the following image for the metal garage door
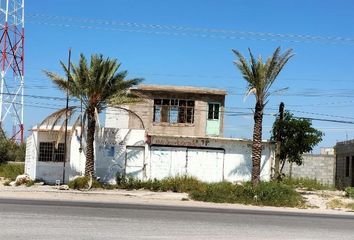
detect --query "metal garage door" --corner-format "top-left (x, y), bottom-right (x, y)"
top-left (187, 149), bottom-right (224, 182)
top-left (150, 147), bottom-right (187, 180)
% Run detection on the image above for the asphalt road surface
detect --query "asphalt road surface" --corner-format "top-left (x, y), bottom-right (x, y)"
top-left (0, 198), bottom-right (353, 240)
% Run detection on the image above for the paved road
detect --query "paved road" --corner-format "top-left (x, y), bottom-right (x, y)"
top-left (0, 198), bottom-right (353, 240)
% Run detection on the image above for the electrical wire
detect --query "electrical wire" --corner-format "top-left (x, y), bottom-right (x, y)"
top-left (27, 13), bottom-right (354, 45)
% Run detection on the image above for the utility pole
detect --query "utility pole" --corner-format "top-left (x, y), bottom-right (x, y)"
top-left (62, 48), bottom-right (71, 185)
top-left (274, 102), bottom-right (284, 180)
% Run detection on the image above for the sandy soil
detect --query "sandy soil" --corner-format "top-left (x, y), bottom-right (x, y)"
top-left (0, 177), bottom-right (353, 215)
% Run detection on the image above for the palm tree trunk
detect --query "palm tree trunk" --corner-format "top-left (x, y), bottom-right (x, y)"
top-left (85, 107), bottom-right (96, 176)
top-left (251, 101), bottom-right (263, 186)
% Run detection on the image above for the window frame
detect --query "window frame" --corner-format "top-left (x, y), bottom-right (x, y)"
top-left (38, 142), bottom-right (65, 162)
top-left (208, 102), bottom-right (221, 120)
top-left (153, 98), bottom-right (195, 124)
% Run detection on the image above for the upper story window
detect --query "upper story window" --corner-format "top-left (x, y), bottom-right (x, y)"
top-left (154, 99), bottom-right (194, 124)
top-left (208, 103), bottom-right (220, 120)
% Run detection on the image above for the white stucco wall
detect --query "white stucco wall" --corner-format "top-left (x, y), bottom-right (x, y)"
top-left (25, 126), bottom-right (80, 184)
top-left (94, 128), bottom-right (146, 184)
top-left (105, 106), bottom-right (130, 129)
top-left (69, 127), bottom-right (86, 177)
top-left (25, 126), bottom-right (274, 184)
top-left (25, 132), bottom-right (37, 180)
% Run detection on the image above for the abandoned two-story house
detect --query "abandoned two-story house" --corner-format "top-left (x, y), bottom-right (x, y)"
top-left (25, 84), bottom-right (275, 184)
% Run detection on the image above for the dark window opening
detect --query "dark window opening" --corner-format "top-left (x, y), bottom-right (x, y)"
top-left (153, 99), bottom-right (194, 124)
top-left (345, 156), bottom-right (350, 177)
top-left (39, 142), bottom-right (65, 162)
top-left (208, 103), bottom-right (220, 120)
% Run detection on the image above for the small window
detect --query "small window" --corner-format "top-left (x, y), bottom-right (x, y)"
top-left (153, 105), bottom-right (161, 123)
top-left (345, 156), bottom-right (350, 177)
top-left (208, 103), bottom-right (220, 120)
top-left (39, 142), bottom-right (65, 162)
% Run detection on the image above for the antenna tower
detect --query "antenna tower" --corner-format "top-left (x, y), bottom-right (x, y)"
top-left (0, 0), bottom-right (24, 143)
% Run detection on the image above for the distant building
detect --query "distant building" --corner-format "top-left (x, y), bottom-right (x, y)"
top-left (335, 140), bottom-right (354, 188)
top-left (320, 147), bottom-right (335, 155)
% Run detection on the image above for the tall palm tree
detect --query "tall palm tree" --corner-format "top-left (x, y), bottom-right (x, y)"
top-left (232, 47), bottom-right (293, 186)
top-left (44, 53), bottom-right (143, 176)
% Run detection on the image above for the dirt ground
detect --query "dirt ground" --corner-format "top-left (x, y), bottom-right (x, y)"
top-left (0, 177), bottom-right (353, 214)
top-left (297, 188), bottom-right (354, 211)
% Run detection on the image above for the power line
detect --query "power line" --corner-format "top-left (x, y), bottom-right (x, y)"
top-left (296, 117), bottom-right (354, 125)
top-left (27, 13), bottom-right (354, 45)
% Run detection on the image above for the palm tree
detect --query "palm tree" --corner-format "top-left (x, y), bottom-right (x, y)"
top-left (232, 47), bottom-right (293, 186)
top-left (44, 53), bottom-right (143, 176)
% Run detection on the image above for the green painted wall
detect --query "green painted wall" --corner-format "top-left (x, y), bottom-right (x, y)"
top-left (206, 119), bottom-right (220, 136)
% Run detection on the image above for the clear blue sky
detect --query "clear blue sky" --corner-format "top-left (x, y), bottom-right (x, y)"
top-left (20, 0), bottom-right (354, 151)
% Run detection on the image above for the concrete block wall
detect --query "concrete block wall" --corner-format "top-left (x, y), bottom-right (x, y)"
top-left (283, 154), bottom-right (335, 185)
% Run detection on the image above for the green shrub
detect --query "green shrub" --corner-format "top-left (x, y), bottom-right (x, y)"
top-left (0, 135), bottom-right (26, 163)
top-left (3, 179), bottom-right (11, 186)
top-left (0, 163), bottom-right (24, 180)
top-left (115, 175), bottom-right (304, 208)
top-left (253, 181), bottom-right (304, 207)
top-left (345, 187), bottom-right (354, 199)
top-left (190, 181), bottom-right (303, 207)
top-left (116, 175), bottom-right (206, 193)
top-left (159, 176), bottom-right (206, 193)
top-left (26, 179), bottom-right (35, 187)
top-left (68, 176), bottom-right (102, 190)
top-left (282, 177), bottom-right (334, 191)
top-left (347, 203), bottom-right (354, 211)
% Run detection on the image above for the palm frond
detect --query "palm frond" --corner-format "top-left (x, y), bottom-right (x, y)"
top-left (233, 47), bottom-right (293, 104)
top-left (232, 49), bottom-right (253, 84)
top-left (70, 115), bottom-right (82, 140)
top-left (39, 106), bottom-right (77, 129)
top-left (55, 121), bottom-right (67, 149)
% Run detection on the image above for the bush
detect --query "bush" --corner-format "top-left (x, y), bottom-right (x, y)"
top-left (253, 181), bottom-right (304, 207)
top-left (345, 187), bottom-right (354, 199)
top-left (0, 133), bottom-right (26, 163)
top-left (68, 176), bottom-right (102, 190)
top-left (116, 175), bottom-right (205, 193)
top-left (190, 181), bottom-right (303, 207)
top-left (282, 177), bottom-right (334, 191)
top-left (0, 163), bottom-right (24, 180)
top-left (25, 179), bottom-right (35, 187)
top-left (116, 175), bottom-right (304, 208)
top-left (3, 179), bottom-right (11, 186)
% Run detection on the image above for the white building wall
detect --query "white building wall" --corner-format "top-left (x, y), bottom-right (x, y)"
top-left (105, 106), bottom-right (129, 129)
top-left (94, 128), bottom-right (146, 184)
top-left (25, 132), bottom-right (37, 179)
top-left (25, 126), bottom-right (274, 184)
top-left (69, 127), bottom-right (86, 178)
top-left (36, 131), bottom-right (70, 184)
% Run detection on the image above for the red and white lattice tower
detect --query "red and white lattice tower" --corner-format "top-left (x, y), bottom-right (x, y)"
top-left (0, 0), bottom-right (24, 142)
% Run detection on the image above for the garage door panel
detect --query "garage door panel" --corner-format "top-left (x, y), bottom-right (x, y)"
top-left (150, 147), bottom-right (187, 180)
top-left (187, 149), bottom-right (224, 182)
